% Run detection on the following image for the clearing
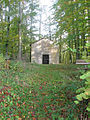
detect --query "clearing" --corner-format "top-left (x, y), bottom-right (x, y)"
top-left (0, 62), bottom-right (87, 119)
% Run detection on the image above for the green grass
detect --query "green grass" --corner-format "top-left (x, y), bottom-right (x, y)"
top-left (0, 62), bottom-right (86, 119)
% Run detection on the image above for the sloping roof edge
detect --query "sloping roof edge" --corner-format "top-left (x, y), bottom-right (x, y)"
top-left (32, 38), bottom-right (53, 44)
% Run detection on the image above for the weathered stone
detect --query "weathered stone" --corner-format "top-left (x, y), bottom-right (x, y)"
top-left (31, 39), bottom-right (59, 64)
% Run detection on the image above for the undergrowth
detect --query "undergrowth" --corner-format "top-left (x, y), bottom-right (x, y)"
top-left (0, 56), bottom-right (88, 119)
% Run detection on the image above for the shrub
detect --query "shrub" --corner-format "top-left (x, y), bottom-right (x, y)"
top-left (10, 61), bottom-right (24, 72)
top-left (0, 54), bottom-right (5, 70)
top-left (74, 70), bottom-right (90, 119)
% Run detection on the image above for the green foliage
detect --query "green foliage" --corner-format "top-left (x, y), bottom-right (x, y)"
top-left (53, 0), bottom-right (89, 60)
top-left (0, 54), bottom-right (5, 63)
top-left (0, 54), bottom-right (5, 70)
top-left (74, 71), bottom-right (90, 112)
top-left (10, 61), bottom-right (24, 72)
top-left (68, 47), bottom-right (76, 53)
top-left (86, 43), bottom-right (90, 48)
top-left (0, 0), bottom-right (39, 60)
top-left (62, 47), bottom-right (76, 64)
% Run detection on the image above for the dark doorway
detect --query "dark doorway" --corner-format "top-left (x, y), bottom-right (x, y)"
top-left (42, 54), bottom-right (49, 64)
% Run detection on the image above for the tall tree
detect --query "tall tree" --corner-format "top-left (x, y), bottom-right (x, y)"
top-left (53, 0), bottom-right (89, 62)
top-left (18, 1), bottom-right (22, 60)
top-left (27, 0), bottom-right (39, 62)
top-left (0, 0), bottom-right (39, 61)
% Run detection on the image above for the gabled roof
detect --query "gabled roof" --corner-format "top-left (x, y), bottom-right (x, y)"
top-left (32, 38), bottom-right (53, 44)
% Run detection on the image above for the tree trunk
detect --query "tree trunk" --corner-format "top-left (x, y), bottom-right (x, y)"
top-left (29, 0), bottom-right (33, 62)
top-left (18, 1), bottom-right (22, 61)
top-left (6, 2), bottom-right (10, 59)
top-left (0, 5), bottom-right (3, 54)
top-left (39, 13), bottom-right (42, 40)
top-left (49, 18), bottom-right (51, 40)
top-left (30, 44), bottom-right (31, 62)
top-left (59, 44), bottom-right (61, 63)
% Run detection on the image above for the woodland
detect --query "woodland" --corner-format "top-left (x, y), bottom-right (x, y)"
top-left (0, 0), bottom-right (90, 119)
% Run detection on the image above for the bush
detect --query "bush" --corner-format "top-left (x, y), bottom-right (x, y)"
top-left (10, 61), bottom-right (24, 72)
top-left (74, 70), bottom-right (90, 119)
top-left (0, 54), bottom-right (5, 70)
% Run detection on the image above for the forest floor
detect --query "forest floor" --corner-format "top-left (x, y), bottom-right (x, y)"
top-left (0, 62), bottom-right (86, 119)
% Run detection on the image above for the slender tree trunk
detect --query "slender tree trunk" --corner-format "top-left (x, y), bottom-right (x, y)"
top-left (68, 40), bottom-right (72, 63)
top-left (6, 3), bottom-right (10, 59)
top-left (49, 18), bottom-right (51, 40)
top-left (18, 1), bottom-right (22, 61)
top-left (30, 44), bottom-right (31, 62)
top-left (75, 2), bottom-right (80, 59)
top-left (59, 36), bottom-right (62, 63)
top-left (76, 27), bottom-right (80, 59)
top-left (39, 13), bottom-right (42, 40)
top-left (86, 0), bottom-right (90, 56)
top-left (0, 5), bottom-right (3, 54)
top-left (30, 20), bottom-right (32, 62)
top-left (59, 44), bottom-right (61, 63)
top-left (30, 0), bottom-right (33, 62)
